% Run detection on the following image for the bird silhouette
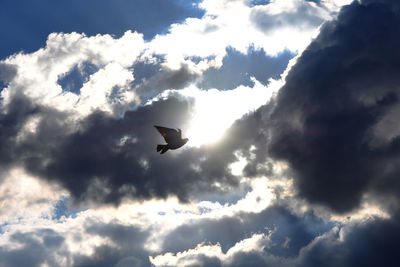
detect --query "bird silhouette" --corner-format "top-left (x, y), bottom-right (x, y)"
top-left (154, 125), bottom-right (189, 154)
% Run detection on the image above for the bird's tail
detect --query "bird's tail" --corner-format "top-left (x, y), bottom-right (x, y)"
top-left (157, 144), bottom-right (169, 154)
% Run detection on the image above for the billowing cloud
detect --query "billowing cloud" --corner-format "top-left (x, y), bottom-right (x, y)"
top-left (266, 0), bottom-right (400, 213)
top-left (0, 92), bottom-right (266, 205)
top-left (3, 0), bottom-right (395, 267)
top-left (161, 204), bottom-right (334, 257)
top-left (151, 214), bottom-right (400, 267)
top-left (250, 0), bottom-right (327, 33)
top-left (1, 31), bottom-right (145, 116)
top-left (0, 229), bottom-right (67, 267)
top-left (149, 0), bottom-right (331, 69)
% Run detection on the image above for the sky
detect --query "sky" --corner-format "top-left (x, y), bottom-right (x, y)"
top-left (1, 0), bottom-right (400, 266)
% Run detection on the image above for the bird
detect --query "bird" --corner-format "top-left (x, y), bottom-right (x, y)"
top-left (154, 125), bottom-right (189, 154)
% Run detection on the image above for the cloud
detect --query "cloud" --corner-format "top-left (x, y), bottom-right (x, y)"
top-left (73, 222), bottom-right (151, 267)
top-left (0, 94), bottom-right (194, 205)
top-left (0, 63), bottom-right (17, 84)
top-left (0, 229), bottom-right (67, 267)
top-left (151, 233), bottom-right (272, 267)
top-left (0, 168), bottom-right (65, 223)
top-left (294, 213), bottom-right (400, 267)
top-left (35, 94), bottom-right (271, 205)
top-left (0, 207), bottom-right (154, 267)
top-left (0, 91), bottom-right (263, 205)
top-left (262, 0), bottom-right (400, 213)
top-left (131, 60), bottom-right (201, 102)
top-left (0, 184), bottom-right (396, 267)
top-left (2, 31), bottom-right (144, 116)
top-left (149, 0), bottom-right (331, 69)
top-left (0, 0), bottom-right (292, 210)
top-left (3, 1), bottom-right (390, 267)
top-left (0, 76), bottom-right (282, 207)
top-left (161, 204), bottom-right (334, 257)
top-left (152, 212), bottom-right (400, 267)
top-left (250, 0), bottom-right (327, 34)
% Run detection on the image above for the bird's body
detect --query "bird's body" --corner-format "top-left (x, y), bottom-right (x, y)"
top-left (154, 125), bottom-right (188, 154)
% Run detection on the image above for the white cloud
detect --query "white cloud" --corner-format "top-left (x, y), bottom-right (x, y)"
top-left (76, 62), bottom-right (137, 115)
top-left (0, 168), bottom-right (66, 224)
top-left (1, 31), bottom-right (144, 116)
top-left (319, 0), bottom-right (354, 13)
top-left (149, 0), bottom-right (325, 69)
top-left (150, 232), bottom-right (271, 266)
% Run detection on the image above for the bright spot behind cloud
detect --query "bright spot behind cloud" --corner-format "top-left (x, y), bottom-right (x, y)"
top-left (179, 78), bottom-right (282, 146)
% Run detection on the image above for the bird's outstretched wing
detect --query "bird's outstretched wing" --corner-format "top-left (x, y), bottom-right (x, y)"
top-left (154, 125), bottom-right (179, 143)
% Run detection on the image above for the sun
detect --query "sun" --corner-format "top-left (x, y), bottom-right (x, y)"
top-left (180, 80), bottom-right (280, 147)
top-left (185, 96), bottom-right (232, 147)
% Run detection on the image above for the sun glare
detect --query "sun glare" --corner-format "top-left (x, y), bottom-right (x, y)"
top-left (180, 80), bottom-right (281, 147)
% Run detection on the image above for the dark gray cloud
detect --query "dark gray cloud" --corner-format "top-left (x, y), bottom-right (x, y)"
top-left (0, 92), bottom-right (258, 205)
top-left (132, 61), bottom-right (200, 101)
top-left (165, 212), bottom-right (400, 267)
top-left (162, 204), bottom-right (334, 257)
top-left (73, 222), bottom-right (151, 267)
top-left (198, 47), bottom-right (293, 90)
top-left (263, 0), bottom-right (400, 213)
top-left (362, 0), bottom-right (400, 10)
top-left (34, 96), bottom-right (222, 205)
top-left (295, 212), bottom-right (400, 267)
top-left (0, 95), bottom-right (41, 169)
top-left (0, 229), bottom-right (66, 267)
top-left (3, 207), bottom-right (399, 267)
top-left (0, 223), bottom-right (153, 267)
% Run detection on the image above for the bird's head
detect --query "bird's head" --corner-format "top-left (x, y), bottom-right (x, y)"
top-left (183, 138), bottom-right (189, 144)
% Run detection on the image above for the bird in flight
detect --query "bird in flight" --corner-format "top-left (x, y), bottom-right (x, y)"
top-left (154, 125), bottom-right (189, 154)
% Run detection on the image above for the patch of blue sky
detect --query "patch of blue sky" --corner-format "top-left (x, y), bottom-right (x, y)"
top-left (57, 62), bottom-right (99, 94)
top-left (0, 80), bottom-right (5, 93)
top-left (130, 59), bottom-right (163, 88)
top-left (195, 183), bottom-right (253, 208)
top-left (306, 0), bottom-right (321, 4)
top-left (185, 55), bottom-right (217, 64)
top-left (52, 196), bottom-right (80, 220)
top-left (0, 222), bottom-right (8, 234)
top-left (0, 0), bottom-right (205, 60)
top-left (198, 46), bottom-right (295, 90)
top-left (248, 0), bottom-right (271, 7)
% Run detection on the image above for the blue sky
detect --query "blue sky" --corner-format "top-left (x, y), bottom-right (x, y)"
top-left (0, 0), bottom-right (203, 59)
top-left (1, 1), bottom-right (400, 267)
